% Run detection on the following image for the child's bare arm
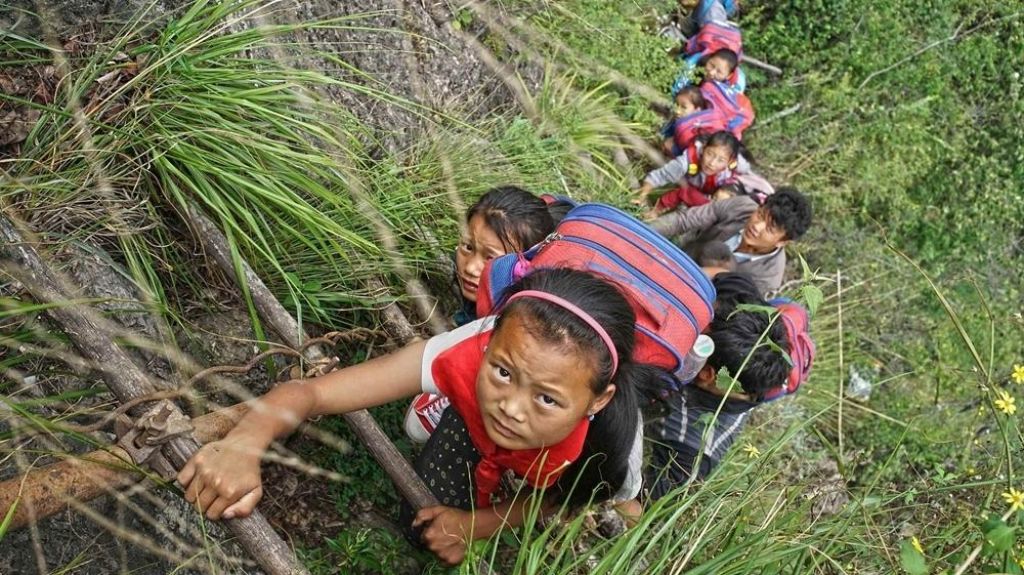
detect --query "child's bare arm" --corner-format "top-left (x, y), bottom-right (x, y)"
top-left (177, 339), bottom-right (428, 519)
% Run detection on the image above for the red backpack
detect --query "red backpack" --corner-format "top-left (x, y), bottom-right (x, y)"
top-left (671, 109), bottom-right (729, 155)
top-left (685, 22), bottom-right (743, 59)
top-left (762, 297), bottom-right (815, 401)
top-left (476, 203), bottom-right (716, 382)
top-left (701, 80), bottom-right (755, 138)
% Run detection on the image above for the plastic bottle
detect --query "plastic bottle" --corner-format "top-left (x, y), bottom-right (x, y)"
top-left (677, 334), bottom-right (715, 385)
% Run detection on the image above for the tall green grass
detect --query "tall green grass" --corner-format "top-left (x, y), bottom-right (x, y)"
top-left (2, 0), bottom-right (1022, 573)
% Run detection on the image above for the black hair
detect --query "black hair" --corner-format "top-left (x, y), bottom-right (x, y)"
top-left (763, 187), bottom-right (812, 241)
top-left (675, 86), bottom-right (706, 109)
top-left (497, 268), bottom-right (664, 507)
top-left (712, 271), bottom-right (762, 314)
top-left (702, 48), bottom-right (738, 72)
top-left (707, 272), bottom-right (789, 399)
top-left (467, 186), bottom-right (556, 252)
top-left (702, 130), bottom-right (740, 159)
top-left (715, 182), bottom-right (746, 198)
top-left (698, 241), bottom-right (736, 270)
top-left (545, 199), bottom-right (575, 225)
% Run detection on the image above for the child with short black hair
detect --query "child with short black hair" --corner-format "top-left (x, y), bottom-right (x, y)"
top-left (697, 240), bottom-right (736, 276)
top-left (670, 48), bottom-right (743, 97)
top-left (711, 182), bottom-right (745, 201)
top-left (702, 48), bottom-right (738, 84)
top-left (646, 272), bottom-right (789, 498)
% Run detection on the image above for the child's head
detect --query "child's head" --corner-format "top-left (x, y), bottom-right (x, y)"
top-left (487, 268), bottom-right (654, 505)
top-left (697, 272), bottom-right (789, 399)
top-left (484, 268), bottom-right (633, 450)
top-left (702, 49), bottom-right (738, 83)
top-left (700, 131), bottom-right (740, 175)
top-left (673, 86), bottom-right (706, 118)
top-left (740, 187), bottom-right (813, 254)
top-left (698, 241), bottom-right (736, 277)
top-left (712, 182), bottom-right (745, 201)
top-left (457, 186), bottom-right (555, 302)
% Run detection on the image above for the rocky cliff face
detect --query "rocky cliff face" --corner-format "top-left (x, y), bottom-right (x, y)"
top-left (0, 2), bottom-right (516, 573)
top-left (2, 0), bottom-right (512, 152)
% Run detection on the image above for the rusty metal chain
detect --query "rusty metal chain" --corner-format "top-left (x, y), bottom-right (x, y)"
top-left (114, 400), bottom-right (193, 479)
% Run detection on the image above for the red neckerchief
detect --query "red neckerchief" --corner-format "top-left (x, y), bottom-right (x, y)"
top-left (431, 329), bottom-right (589, 507)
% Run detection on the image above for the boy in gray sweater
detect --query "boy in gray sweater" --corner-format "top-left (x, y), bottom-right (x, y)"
top-left (650, 188), bottom-right (812, 296)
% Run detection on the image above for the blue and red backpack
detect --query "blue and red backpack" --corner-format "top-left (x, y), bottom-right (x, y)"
top-left (761, 297), bottom-right (816, 401)
top-left (685, 21), bottom-right (743, 60)
top-left (667, 109), bottom-right (729, 156)
top-left (701, 80), bottom-right (755, 138)
top-left (693, 0), bottom-right (739, 27)
top-left (476, 203), bottom-right (716, 382)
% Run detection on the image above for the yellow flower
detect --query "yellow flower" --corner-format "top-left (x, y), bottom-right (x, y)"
top-left (1013, 364), bottom-right (1024, 385)
top-left (741, 443), bottom-right (761, 459)
top-left (911, 536), bottom-right (924, 555)
top-left (994, 390), bottom-right (1017, 415)
top-left (1003, 488), bottom-right (1024, 512)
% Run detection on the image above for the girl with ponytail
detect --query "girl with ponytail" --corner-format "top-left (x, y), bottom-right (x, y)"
top-left (177, 268), bottom-right (661, 565)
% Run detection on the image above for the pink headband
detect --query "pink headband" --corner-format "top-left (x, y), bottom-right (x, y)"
top-left (504, 290), bottom-right (619, 378)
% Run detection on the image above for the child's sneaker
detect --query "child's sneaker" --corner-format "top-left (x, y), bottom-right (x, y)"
top-left (404, 393), bottom-right (451, 443)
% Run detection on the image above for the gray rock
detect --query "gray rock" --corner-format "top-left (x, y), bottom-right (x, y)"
top-left (3, 0), bottom-right (516, 152)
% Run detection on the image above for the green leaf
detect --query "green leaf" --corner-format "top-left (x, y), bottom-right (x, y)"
top-left (733, 303), bottom-right (777, 317)
top-left (799, 254), bottom-right (813, 281)
top-left (899, 540), bottom-right (928, 575)
top-left (763, 338), bottom-right (794, 367)
top-left (801, 284), bottom-right (824, 317)
top-left (0, 496), bottom-right (17, 542)
top-left (860, 495), bottom-right (881, 508)
top-left (695, 412), bottom-right (715, 426)
top-left (715, 366), bottom-right (735, 391)
top-left (983, 524), bottom-right (1016, 553)
top-left (980, 515), bottom-right (1004, 534)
